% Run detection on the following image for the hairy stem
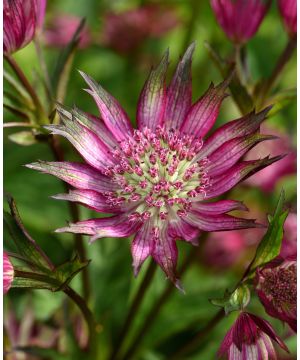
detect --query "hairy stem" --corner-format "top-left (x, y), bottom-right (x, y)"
top-left (109, 260), bottom-right (157, 360)
top-left (4, 54), bottom-right (45, 117)
top-left (257, 36), bottom-right (296, 108)
top-left (169, 309), bottom-right (225, 359)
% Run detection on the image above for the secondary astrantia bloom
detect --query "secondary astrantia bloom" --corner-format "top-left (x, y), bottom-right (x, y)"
top-left (27, 44), bottom-right (282, 286)
top-left (3, 252), bottom-right (14, 294)
top-left (255, 256), bottom-right (297, 332)
top-left (278, 0), bottom-right (297, 36)
top-left (101, 5), bottom-right (179, 54)
top-left (211, 0), bottom-right (271, 44)
top-left (45, 14), bottom-right (91, 49)
top-left (4, 0), bottom-right (46, 54)
top-left (218, 312), bottom-right (289, 359)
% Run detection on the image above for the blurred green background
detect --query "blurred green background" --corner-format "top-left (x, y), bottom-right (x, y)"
top-left (4, 0), bottom-right (296, 359)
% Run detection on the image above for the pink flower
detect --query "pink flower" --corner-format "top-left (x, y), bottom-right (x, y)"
top-left (244, 125), bottom-right (296, 192)
top-left (280, 212), bottom-right (297, 258)
top-left (27, 45), bottom-right (282, 286)
top-left (218, 312), bottom-right (289, 359)
top-left (3, 252), bottom-right (14, 294)
top-left (211, 0), bottom-right (271, 44)
top-left (255, 256), bottom-right (297, 332)
top-left (278, 0), bottom-right (297, 36)
top-left (4, 0), bottom-right (47, 54)
top-left (101, 5), bottom-right (179, 54)
top-left (44, 14), bottom-right (92, 49)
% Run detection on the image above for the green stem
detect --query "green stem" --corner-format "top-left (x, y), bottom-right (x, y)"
top-left (257, 36), bottom-right (296, 108)
top-left (4, 54), bottom-right (45, 118)
top-left (49, 135), bottom-right (91, 302)
top-left (121, 236), bottom-right (208, 360)
top-left (109, 260), bottom-right (157, 360)
top-left (169, 309), bottom-right (225, 359)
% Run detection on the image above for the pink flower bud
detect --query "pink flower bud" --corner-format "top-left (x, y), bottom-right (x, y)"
top-left (255, 256), bottom-right (297, 332)
top-left (4, 0), bottom-right (46, 54)
top-left (278, 0), bottom-right (297, 36)
top-left (211, 0), bottom-right (271, 44)
top-left (218, 312), bottom-right (289, 359)
top-left (3, 252), bottom-right (14, 294)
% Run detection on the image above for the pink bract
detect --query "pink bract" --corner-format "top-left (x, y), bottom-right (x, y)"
top-left (245, 125), bottom-right (296, 192)
top-left (27, 45), bottom-right (283, 287)
top-left (210, 0), bottom-right (271, 44)
top-left (101, 5), bottom-right (179, 54)
top-left (255, 256), bottom-right (297, 332)
top-left (3, 252), bottom-right (14, 294)
top-left (218, 312), bottom-right (289, 359)
top-left (44, 14), bottom-right (92, 49)
top-left (4, 0), bottom-right (47, 54)
top-left (278, 0), bottom-right (297, 36)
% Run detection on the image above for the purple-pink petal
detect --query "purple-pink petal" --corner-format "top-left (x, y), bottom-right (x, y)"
top-left (191, 200), bottom-right (248, 214)
top-left (278, 0), bottom-right (297, 36)
top-left (26, 161), bottom-right (118, 193)
top-left (164, 43), bottom-right (194, 130)
top-left (180, 77), bottom-right (229, 139)
top-left (137, 50), bottom-right (169, 131)
top-left (80, 71), bottom-right (133, 142)
top-left (3, 252), bottom-right (14, 294)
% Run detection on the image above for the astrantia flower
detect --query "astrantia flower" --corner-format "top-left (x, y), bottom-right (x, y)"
top-left (27, 44), bottom-right (282, 286)
top-left (211, 0), bottom-right (271, 44)
top-left (4, 0), bottom-right (46, 54)
top-left (45, 14), bottom-right (91, 49)
top-left (278, 0), bottom-right (297, 36)
top-left (101, 5), bottom-right (179, 54)
top-left (255, 256), bottom-right (297, 332)
top-left (218, 312), bottom-right (289, 359)
top-left (3, 252), bottom-right (14, 294)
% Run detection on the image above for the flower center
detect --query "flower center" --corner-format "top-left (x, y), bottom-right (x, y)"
top-left (103, 126), bottom-right (210, 222)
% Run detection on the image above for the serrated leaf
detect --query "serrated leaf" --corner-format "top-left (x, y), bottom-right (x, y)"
top-left (211, 285), bottom-right (250, 315)
top-left (245, 190), bottom-right (288, 279)
top-left (8, 131), bottom-right (38, 146)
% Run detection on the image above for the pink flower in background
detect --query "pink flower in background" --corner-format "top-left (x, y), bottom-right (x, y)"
top-left (245, 125), bottom-right (296, 192)
top-left (278, 0), bottom-right (297, 36)
top-left (4, 0), bottom-right (47, 54)
top-left (255, 256), bottom-right (297, 332)
top-left (45, 14), bottom-right (92, 49)
top-left (211, 0), bottom-right (271, 44)
top-left (101, 5), bottom-right (179, 54)
top-left (3, 252), bottom-right (14, 294)
top-left (280, 212), bottom-right (297, 258)
top-left (28, 44), bottom-right (282, 287)
top-left (218, 312), bottom-right (289, 359)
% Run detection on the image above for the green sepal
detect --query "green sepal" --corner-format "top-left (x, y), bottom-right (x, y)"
top-left (8, 131), bottom-right (38, 146)
top-left (210, 284), bottom-right (250, 315)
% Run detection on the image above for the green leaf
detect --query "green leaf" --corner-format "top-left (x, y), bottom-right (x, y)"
top-left (8, 131), bottom-right (38, 146)
top-left (245, 190), bottom-right (288, 279)
top-left (211, 285), bottom-right (250, 315)
top-left (3, 69), bottom-right (33, 104)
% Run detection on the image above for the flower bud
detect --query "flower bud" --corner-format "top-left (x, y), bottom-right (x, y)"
top-left (218, 312), bottom-right (289, 359)
top-left (211, 0), bottom-right (271, 44)
top-left (3, 252), bottom-right (14, 294)
top-left (278, 0), bottom-right (297, 36)
top-left (255, 256), bottom-right (296, 332)
top-left (4, 0), bottom-right (46, 54)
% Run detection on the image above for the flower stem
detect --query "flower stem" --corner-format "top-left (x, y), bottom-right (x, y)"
top-left (4, 54), bottom-right (45, 118)
top-left (49, 135), bottom-right (91, 302)
top-left (257, 36), bottom-right (296, 108)
top-left (120, 236), bottom-right (208, 360)
top-left (168, 309), bottom-right (225, 359)
top-left (109, 260), bottom-right (157, 360)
